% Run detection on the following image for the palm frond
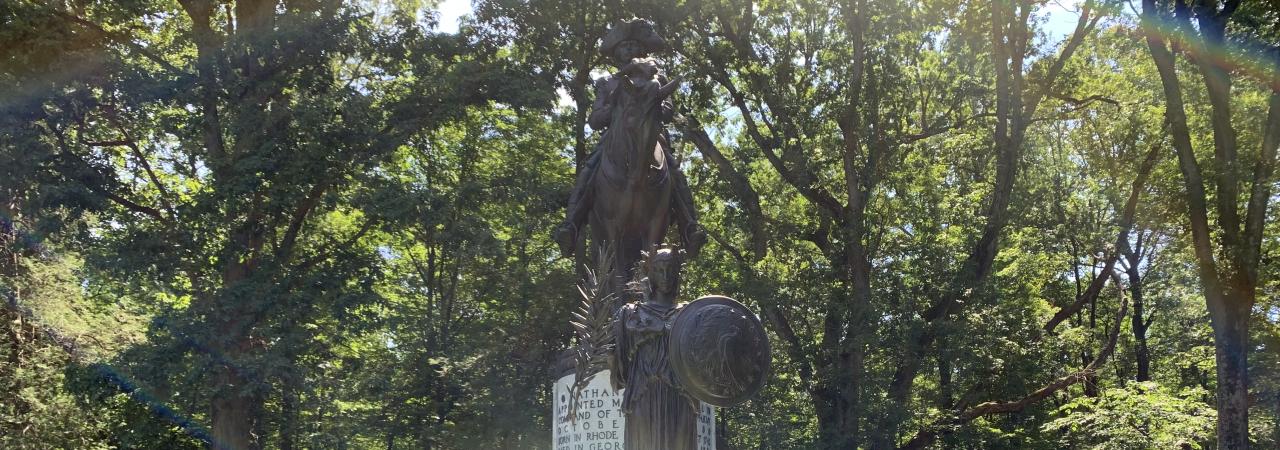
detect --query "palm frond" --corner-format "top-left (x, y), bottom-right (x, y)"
top-left (565, 244), bottom-right (620, 424)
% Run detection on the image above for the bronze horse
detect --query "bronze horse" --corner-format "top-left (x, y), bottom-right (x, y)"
top-left (588, 72), bottom-right (680, 292)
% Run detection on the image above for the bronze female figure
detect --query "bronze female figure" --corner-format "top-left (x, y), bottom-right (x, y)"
top-left (610, 247), bottom-right (698, 450)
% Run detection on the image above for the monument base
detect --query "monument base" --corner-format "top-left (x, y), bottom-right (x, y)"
top-left (552, 370), bottom-right (715, 450)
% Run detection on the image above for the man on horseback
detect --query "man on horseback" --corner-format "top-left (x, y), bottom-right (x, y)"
top-left (554, 19), bottom-right (707, 260)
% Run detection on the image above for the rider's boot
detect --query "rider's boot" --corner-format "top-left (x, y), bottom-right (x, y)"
top-left (667, 151), bottom-right (706, 258)
top-left (556, 152), bottom-right (602, 259)
top-left (555, 182), bottom-right (588, 258)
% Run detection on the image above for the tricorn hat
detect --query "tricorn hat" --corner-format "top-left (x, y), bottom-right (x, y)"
top-left (599, 19), bottom-right (667, 58)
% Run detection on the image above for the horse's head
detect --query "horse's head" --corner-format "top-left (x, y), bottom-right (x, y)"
top-left (603, 74), bottom-right (682, 180)
top-left (619, 75), bottom-right (682, 106)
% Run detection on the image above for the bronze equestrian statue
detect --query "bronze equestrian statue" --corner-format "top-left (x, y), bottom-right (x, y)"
top-left (554, 19), bottom-right (706, 285)
top-left (556, 20), bottom-right (771, 450)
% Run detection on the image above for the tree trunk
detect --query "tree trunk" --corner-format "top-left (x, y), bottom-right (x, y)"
top-left (1127, 256), bottom-right (1151, 382)
top-left (1273, 393), bottom-right (1280, 447)
top-left (0, 200), bottom-right (28, 433)
top-left (840, 241), bottom-right (873, 448)
top-left (813, 389), bottom-right (858, 450)
top-left (211, 368), bottom-right (256, 450)
top-left (939, 337), bottom-right (953, 409)
top-left (210, 249), bottom-right (261, 449)
top-left (1208, 293), bottom-right (1251, 450)
top-left (3, 308), bottom-right (29, 429)
top-left (1, 200), bottom-right (16, 284)
top-left (715, 412), bottom-right (734, 450)
top-left (211, 365), bottom-right (260, 450)
top-left (1082, 349), bottom-right (1099, 397)
top-left (1141, 2), bottom-right (1265, 446)
top-left (816, 297), bottom-right (866, 450)
top-left (280, 378), bottom-right (298, 450)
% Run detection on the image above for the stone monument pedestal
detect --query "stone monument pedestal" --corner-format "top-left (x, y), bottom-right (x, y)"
top-left (552, 369), bottom-right (715, 450)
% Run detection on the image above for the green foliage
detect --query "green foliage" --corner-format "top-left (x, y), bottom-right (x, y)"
top-left (1045, 382), bottom-right (1215, 449)
top-left (0, 249), bottom-right (191, 448)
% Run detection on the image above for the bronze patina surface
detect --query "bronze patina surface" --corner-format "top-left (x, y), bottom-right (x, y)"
top-left (668, 295), bottom-right (771, 408)
top-left (554, 19), bottom-right (705, 293)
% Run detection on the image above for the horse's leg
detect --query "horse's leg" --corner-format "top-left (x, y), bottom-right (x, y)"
top-left (588, 197), bottom-right (636, 300)
top-left (653, 211), bottom-right (671, 252)
top-left (637, 181), bottom-right (666, 272)
top-left (618, 233), bottom-right (642, 287)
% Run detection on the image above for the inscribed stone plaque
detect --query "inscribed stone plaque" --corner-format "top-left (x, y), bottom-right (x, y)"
top-left (553, 370), bottom-right (715, 450)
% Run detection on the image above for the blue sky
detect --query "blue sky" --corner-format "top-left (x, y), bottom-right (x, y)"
top-left (1041, 0), bottom-right (1089, 43)
top-left (436, 0), bottom-right (471, 34)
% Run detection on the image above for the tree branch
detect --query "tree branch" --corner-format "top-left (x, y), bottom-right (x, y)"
top-left (46, 123), bottom-right (169, 222)
top-left (678, 116), bottom-right (768, 258)
top-left (1242, 88), bottom-right (1280, 284)
top-left (276, 180), bottom-right (330, 263)
top-left (101, 108), bottom-right (178, 219)
top-left (897, 113), bottom-right (996, 144)
top-left (292, 219), bottom-right (375, 273)
top-left (83, 139), bottom-right (134, 147)
top-left (1046, 131), bottom-right (1160, 333)
top-left (899, 281), bottom-right (1128, 450)
top-left (761, 301), bottom-right (814, 387)
top-left (1023, 0), bottom-right (1100, 121)
top-left (1141, 0), bottom-right (1223, 292)
top-left (1043, 253), bottom-right (1117, 333)
top-left (1048, 92), bottom-right (1121, 108)
top-left (50, 11), bottom-right (193, 78)
top-left (697, 46), bottom-right (845, 220)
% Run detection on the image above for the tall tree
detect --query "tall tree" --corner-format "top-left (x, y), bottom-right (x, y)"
top-left (670, 0), bottom-right (975, 443)
top-left (473, 0), bottom-right (622, 168)
top-left (665, 0), bottom-right (1108, 447)
top-left (7, 1), bottom-right (546, 447)
top-left (1141, 0), bottom-right (1279, 447)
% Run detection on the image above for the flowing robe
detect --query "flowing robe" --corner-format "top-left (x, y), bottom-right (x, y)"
top-left (611, 301), bottom-right (698, 450)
